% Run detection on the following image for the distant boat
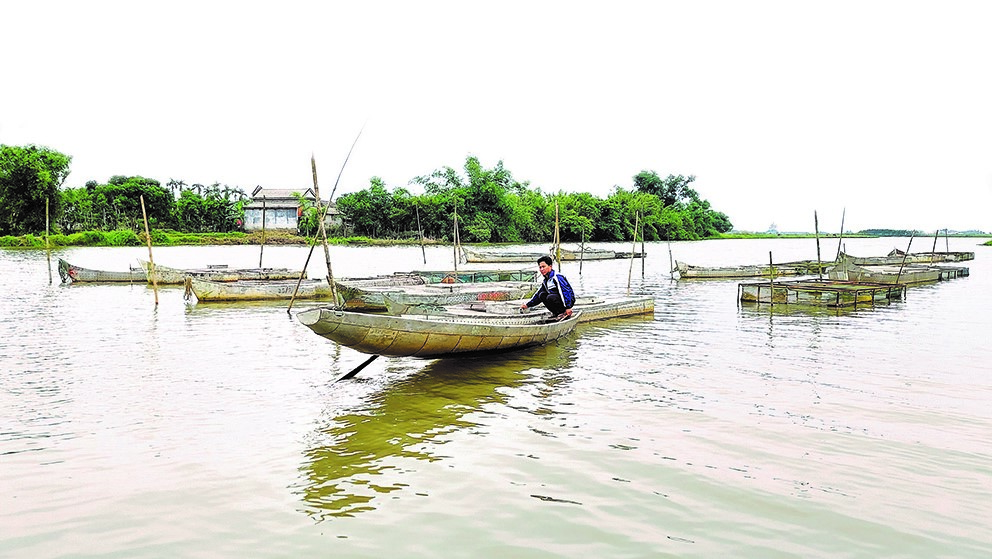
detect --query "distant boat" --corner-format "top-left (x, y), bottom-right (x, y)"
top-left (186, 277), bottom-right (335, 302)
top-left (843, 249), bottom-right (975, 266)
top-left (296, 307), bottom-right (581, 358)
top-left (58, 258), bottom-right (146, 283)
top-left (461, 245), bottom-right (644, 264)
top-left (674, 260), bottom-right (828, 279)
top-left (827, 254), bottom-right (968, 285)
top-left (139, 260), bottom-right (301, 284)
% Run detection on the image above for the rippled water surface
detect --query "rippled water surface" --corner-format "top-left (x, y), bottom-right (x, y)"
top-left (2, 238), bottom-right (991, 558)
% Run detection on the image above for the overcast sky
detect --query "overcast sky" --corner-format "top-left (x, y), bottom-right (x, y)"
top-left (3, 1), bottom-right (990, 233)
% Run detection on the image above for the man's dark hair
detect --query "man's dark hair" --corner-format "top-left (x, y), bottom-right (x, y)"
top-left (537, 255), bottom-right (553, 267)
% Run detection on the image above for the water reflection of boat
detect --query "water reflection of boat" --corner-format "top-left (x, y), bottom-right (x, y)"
top-left (296, 345), bottom-right (573, 520)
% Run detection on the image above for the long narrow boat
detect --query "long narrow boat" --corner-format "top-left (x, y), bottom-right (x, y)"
top-left (296, 307), bottom-right (581, 358)
top-left (412, 268), bottom-right (538, 284)
top-left (58, 258), bottom-right (147, 283)
top-left (843, 250), bottom-right (975, 265)
top-left (675, 259), bottom-right (829, 279)
top-left (461, 246), bottom-right (645, 264)
top-left (139, 260), bottom-right (301, 285)
top-left (336, 276), bottom-right (539, 311)
top-left (186, 277), bottom-right (335, 302)
top-left (827, 254), bottom-right (967, 285)
top-left (385, 294), bottom-right (655, 324)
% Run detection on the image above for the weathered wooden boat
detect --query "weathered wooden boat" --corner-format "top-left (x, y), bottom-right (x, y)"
top-left (58, 258), bottom-right (147, 283)
top-left (186, 277), bottom-right (335, 302)
top-left (139, 259), bottom-right (301, 285)
top-left (675, 258), bottom-right (835, 279)
top-left (336, 276), bottom-right (539, 311)
top-left (461, 246), bottom-right (645, 263)
top-left (826, 254), bottom-right (966, 285)
top-left (738, 278), bottom-right (906, 307)
top-left (389, 294), bottom-right (656, 324)
top-left (296, 307), bottom-right (581, 358)
top-left (842, 249), bottom-right (976, 266)
top-left (412, 268), bottom-right (539, 284)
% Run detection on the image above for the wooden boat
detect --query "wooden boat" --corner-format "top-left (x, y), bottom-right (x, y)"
top-left (387, 294), bottom-right (656, 324)
top-left (335, 275), bottom-right (539, 311)
top-left (825, 253), bottom-right (965, 285)
top-left (412, 268), bottom-right (538, 284)
top-left (842, 249), bottom-right (976, 266)
top-left (296, 307), bottom-right (581, 358)
top-left (139, 259), bottom-right (301, 285)
top-left (674, 258), bottom-right (832, 279)
top-left (739, 278), bottom-right (906, 307)
top-left (461, 246), bottom-right (645, 264)
top-left (186, 277), bottom-right (335, 301)
top-left (58, 258), bottom-right (147, 283)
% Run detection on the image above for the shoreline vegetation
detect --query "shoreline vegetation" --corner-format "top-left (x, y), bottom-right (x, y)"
top-left (2, 229), bottom-right (989, 249)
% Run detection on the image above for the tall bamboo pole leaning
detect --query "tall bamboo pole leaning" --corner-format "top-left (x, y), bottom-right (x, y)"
top-left (310, 155), bottom-right (335, 292)
top-left (140, 195), bottom-right (159, 305)
top-left (416, 203), bottom-right (426, 265)
top-left (814, 210), bottom-right (822, 280)
top-left (258, 197), bottom-right (266, 268)
top-left (835, 207), bottom-right (846, 262)
top-left (894, 232), bottom-right (914, 286)
top-left (930, 229), bottom-right (939, 264)
top-left (45, 198), bottom-right (52, 284)
top-left (627, 212), bottom-right (639, 294)
top-left (452, 207), bottom-right (460, 272)
top-left (287, 127), bottom-right (364, 313)
top-left (553, 202), bottom-right (561, 264)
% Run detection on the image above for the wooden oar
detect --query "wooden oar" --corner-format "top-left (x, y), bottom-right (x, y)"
top-left (337, 354), bottom-right (380, 382)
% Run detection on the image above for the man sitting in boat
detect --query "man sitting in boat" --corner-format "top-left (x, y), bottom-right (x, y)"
top-left (520, 255), bottom-right (576, 319)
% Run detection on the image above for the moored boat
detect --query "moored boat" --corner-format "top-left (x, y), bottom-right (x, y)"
top-left (139, 260), bottom-right (302, 285)
top-left (58, 258), bottom-right (147, 283)
top-left (389, 294), bottom-right (656, 324)
top-left (335, 275), bottom-right (539, 311)
top-left (296, 307), bottom-right (581, 358)
top-left (461, 245), bottom-right (645, 264)
top-left (675, 259), bottom-right (829, 279)
top-left (186, 277), bottom-right (335, 302)
top-left (738, 278), bottom-right (906, 307)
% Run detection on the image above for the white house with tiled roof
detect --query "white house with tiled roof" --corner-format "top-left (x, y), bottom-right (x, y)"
top-left (242, 186), bottom-right (342, 232)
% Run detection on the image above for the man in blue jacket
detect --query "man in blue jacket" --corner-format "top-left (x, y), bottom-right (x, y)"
top-left (520, 255), bottom-right (575, 319)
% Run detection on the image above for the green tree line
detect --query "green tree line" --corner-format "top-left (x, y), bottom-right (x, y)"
top-left (2, 144), bottom-right (734, 242)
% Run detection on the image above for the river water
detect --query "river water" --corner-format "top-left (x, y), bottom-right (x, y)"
top-left (2, 237), bottom-right (990, 558)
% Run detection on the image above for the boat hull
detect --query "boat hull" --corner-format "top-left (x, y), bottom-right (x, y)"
top-left (188, 278), bottom-right (335, 301)
top-left (296, 308), bottom-right (580, 358)
top-left (58, 259), bottom-right (147, 283)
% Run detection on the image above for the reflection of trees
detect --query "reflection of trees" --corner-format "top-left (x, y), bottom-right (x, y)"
top-left (296, 342), bottom-right (577, 521)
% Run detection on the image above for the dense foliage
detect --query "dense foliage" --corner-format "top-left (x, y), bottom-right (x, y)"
top-left (2, 144), bottom-right (733, 243)
top-left (0, 144), bottom-right (72, 235)
top-left (335, 158), bottom-right (733, 242)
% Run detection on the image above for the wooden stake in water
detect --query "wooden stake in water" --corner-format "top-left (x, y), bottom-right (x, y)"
top-left (835, 207), bottom-right (846, 262)
top-left (46, 198), bottom-right (52, 284)
top-left (259, 197), bottom-right (266, 268)
top-left (452, 207), bottom-right (460, 272)
top-left (627, 212), bottom-right (639, 294)
top-left (140, 195), bottom-right (159, 305)
top-left (416, 203), bottom-right (426, 265)
top-left (814, 211), bottom-right (822, 280)
top-left (895, 233), bottom-right (915, 285)
top-left (554, 202), bottom-right (561, 264)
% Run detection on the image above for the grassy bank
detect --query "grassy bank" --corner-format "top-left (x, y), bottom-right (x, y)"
top-left (0, 230), bottom-right (445, 249)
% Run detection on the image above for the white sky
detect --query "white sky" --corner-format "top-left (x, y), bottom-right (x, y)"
top-left (3, 1), bottom-right (990, 233)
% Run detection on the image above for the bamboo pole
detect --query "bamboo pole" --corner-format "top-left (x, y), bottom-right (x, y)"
top-left (311, 156), bottom-right (336, 298)
top-left (140, 195), bottom-right (159, 305)
top-left (835, 207), bottom-right (846, 262)
top-left (452, 207), bottom-right (460, 272)
top-left (894, 233), bottom-right (914, 286)
top-left (578, 228), bottom-right (585, 275)
top-left (627, 212), bottom-right (638, 294)
top-left (416, 203), bottom-right (426, 265)
top-left (768, 251), bottom-right (775, 305)
top-left (553, 202), bottom-right (561, 264)
top-left (640, 219), bottom-right (646, 277)
top-left (288, 127), bottom-right (364, 313)
top-left (930, 229), bottom-right (939, 263)
top-left (259, 197), bottom-right (266, 268)
top-left (814, 211), bottom-right (822, 280)
top-left (46, 198), bottom-right (52, 284)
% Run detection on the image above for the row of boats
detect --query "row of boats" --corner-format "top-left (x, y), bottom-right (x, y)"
top-left (57, 256), bottom-right (656, 360)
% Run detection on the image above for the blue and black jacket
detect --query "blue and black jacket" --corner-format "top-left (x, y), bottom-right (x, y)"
top-left (524, 269), bottom-right (575, 310)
